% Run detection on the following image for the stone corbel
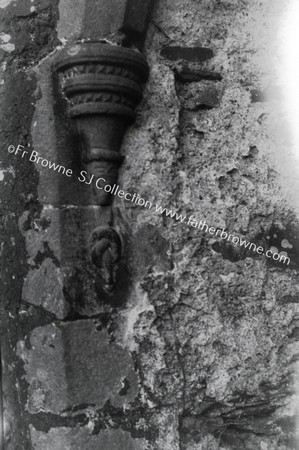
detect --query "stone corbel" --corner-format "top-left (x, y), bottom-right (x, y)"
top-left (53, 0), bottom-right (153, 295)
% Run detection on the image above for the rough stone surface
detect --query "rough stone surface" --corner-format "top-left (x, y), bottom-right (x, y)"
top-left (83, 0), bottom-right (154, 47)
top-left (1, 0), bottom-right (299, 449)
top-left (57, 0), bottom-right (85, 41)
top-left (30, 427), bottom-right (149, 450)
top-left (161, 46), bottom-right (214, 63)
top-left (57, 0), bottom-right (153, 46)
top-left (22, 259), bottom-right (69, 319)
top-left (17, 321), bottom-right (138, 414)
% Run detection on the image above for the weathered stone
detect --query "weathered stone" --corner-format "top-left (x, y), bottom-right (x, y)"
top-left (8, 0), bottom-right (54, 17)
top-left (22, 259), bottom-right (69, 319)
top-left (175, 67), bottom-right (222, 83)
top-left (17, 321), bottom-right (138, 414)
top-left (161, 46), bottom-right (214, 62)
top-left (18, 208), bottom-right (61, 264)
top-left (30, 427), bottom-right (148, 450)
top-left (5, 0), bottom-right (59, 65)
top-left (57, 0), bottom-right (85, 41)
top-left (179, 83), bottom-right (221, 110)
top-left (10, 0), bottom-right (35, 16)
top-left (130, 224), bottom-right (172, 278)
top-left (82, 0), bottom-right (154, 47)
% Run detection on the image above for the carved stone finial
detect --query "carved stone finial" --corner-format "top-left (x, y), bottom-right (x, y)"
top-left (54, 42), bottom-right (149, 205)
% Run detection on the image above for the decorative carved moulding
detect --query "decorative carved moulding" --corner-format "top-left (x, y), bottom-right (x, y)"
top-left (54, 42), bottom-right (149, 206)
top-left (53, 41), bottom-right (149, 295)
top-left (53, 0), bottom-right (153, 295)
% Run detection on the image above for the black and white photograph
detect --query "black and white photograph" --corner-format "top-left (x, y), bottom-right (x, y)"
top-left (0, 0), bottom-right (298, 449)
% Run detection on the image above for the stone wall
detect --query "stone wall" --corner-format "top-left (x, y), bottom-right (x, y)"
top-left (1, 0), bottom-right (299, 449)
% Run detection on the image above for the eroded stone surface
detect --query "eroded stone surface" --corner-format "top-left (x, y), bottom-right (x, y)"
top-left (17, 321), bottom-right (138, 414)
top-left (161, 46), bottom-right (214, 62)
top-left (57, 0), bottom-right (85, 41)
top-left (30, 427), bottom-right (149, 450)
top-left (22, 259), bottom-right (69, 319)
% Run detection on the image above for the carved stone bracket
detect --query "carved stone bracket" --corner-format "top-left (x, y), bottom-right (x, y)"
top-left (54, 42), bottom-right (149, 206)
top-left (54, 41), bottom-right (149, 295)
top-left (53, 0), bottom-right (153, 296)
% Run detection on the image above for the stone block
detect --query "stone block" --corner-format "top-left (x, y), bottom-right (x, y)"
top-left (22, 260), bottom-right (69, 319)
top-left (83, 0), bottom-right (154, 47)
top-left (17, 321), bottom-right (138, 414)
top-left (30, 427), bottom-right (148, 450)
